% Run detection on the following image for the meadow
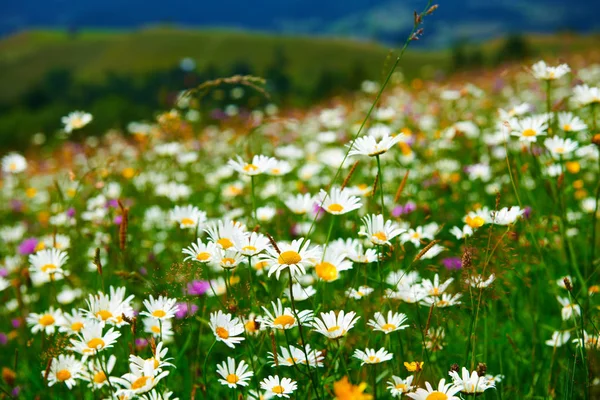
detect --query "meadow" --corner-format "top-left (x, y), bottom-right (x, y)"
top-left (1, 4), bottom-right (600, 400)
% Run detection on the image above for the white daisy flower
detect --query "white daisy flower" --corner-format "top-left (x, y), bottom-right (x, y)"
top-left (406, 378), bottom-right (461, 400)
top-left (346, 285), bottom-right (375, 299)
top-left (543, 137), bottom-right (579, 158)
top-left (348, 133), bottom-right (405, 157)
top-left (367, 311), bottom-right (409, 334)
top-left (353, 347), bottom-right (393, 365)
top-left (557, 296), bottom-right (581, 321)
top-left (312, 310), bottom-right (360, 339)
top-left (140, 295), bottom-right (179, 320)
top-left (62, 111), bottom-right (93, 133)
top-left (27, 307), bottom-right (65, 335)
top-left (228, 155), bottom-right (278, 176)
top-left (318, 186), bottom-right (363, 215)
top-left (169, 205), bottom-right (207, 229)
top-left (360, 214), bottom-right (405, 246)
top-left (44, 354), bottom-right (84, 389)
top-left (69, 320), bottom-right (121, 356)
top-left (209, 310), bottom-right (245, 348)
top-left (545, 331), bottom-right (571, 347)
top-left (260, 375), bottom-right (297, 398)
top-left (2, 152), bottom-right (27, 173)
top-left (205, 219), bottom-right (248, 250)
top-left (29, 248), bottom-right (69, 279)
top-left (234, 231), bottom-right (271, 257)
top-left (182, 239), bottom-right (217, 263)
top-left (216, 357), bottom-right (254, 388)
top-left (284, 193), bottom-right (315, 215)
top-left (261, 238), bottom-right (322, 279)
top-left (465, 274), bottom-right (495, 289)
top-left (531, 60), bottom-right (570, 80)
top-left (509, 115), bottom-right (548, 143)
top-left (259, 299), bottom-right (313, 330)
top-left (387, 375), bottom-right (414, 398)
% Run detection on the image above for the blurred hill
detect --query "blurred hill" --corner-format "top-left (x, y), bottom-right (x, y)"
top-left (2, 0), bottom-right (598, 47)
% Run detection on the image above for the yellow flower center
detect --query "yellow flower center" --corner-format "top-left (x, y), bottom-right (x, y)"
top-left (180, 218), bottom-right (195, 226)
top-left (395, 383), bottom-right (407, 391)
top-left (152, 310), bottom-right (167, 318)
top-left (381, 323), bottom-right (397, 331)
top-left (271, 168), bottom-right (281, 175)
top-left (411, 232), bottom-right (421, 239)
top-left (87, 338), bottom-right (106, 349)
top-left (96, 310), bottom-right (113, 321)
top-left (39, 314), bottom-right (55, 326)
top-left (563, 124), bottom-right (571, 131)
top-left (522, 128), bottom-right (537, 137)
top-left (327, 325), bottom-right (341, 333)
top-left (151, 325), bottom-right (161, 334)
top-left (71, 322), bottom-right (84, 332)
top-left (242, 245), bottom-right (257, 252)
top-left (431, 287), bottom-right (440, 296)
top-left (41, 264), bottom-right (57, 273)
top-left (56, 369), bottom-right (71, 381)
top-left (66, 188), bottom-right (77, 198)
top-left (465, 215), bottom-right (484, 228)
top-left (372, 232), bottom-right (387, 242)
top-left (272, 385), bottom-right (285, 394)
top-left (122, 167), bottom-right (135, 179)
top-left (26, 188), bottom-right (37, 198)
top-left (221, 257), bottom-right (236, 266)
top-left (327, 203), bottom-right (344, 213)
top-left (196, 252), bottom-right (211, 261)
top-left (226, 374), bottom-right (239, 384)
top-left (217, 238), bottom-right (233, 249)
top-left (9, 162), bottom-right (17, 171)
top-left (555, 147), bottom-right (565, 154)
top-left (93, 371), bottom-right (107, 384)
top-left (243, 164), bottom-right (259, 172)
top-left (425, 392), bottom-right (448, 400)
top-left (255, 261), bottom-right (268, 270)
top-left (286, 357), bottom-right (299, 364)
top-left (368, 356), bottom-right (380, 363)
top-left (278, 250), bottom-right (302, 265)
top-left (245, 321), bottom-right (257, 332)
top-left (131, 376), bottom-right (151, 390)
top-left (35, 242), bottom-right (46, 251)
top-left (273, 315), bottom-right (296, 328)
top-left (315, 262), bottom-right (338, 281)
top-left (216, 327), bottom-right (229, 339)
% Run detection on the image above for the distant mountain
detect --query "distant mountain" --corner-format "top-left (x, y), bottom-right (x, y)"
top-left (2, 0), bottom-right (598, 47)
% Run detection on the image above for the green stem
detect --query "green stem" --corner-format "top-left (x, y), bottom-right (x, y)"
top-left (375, 155), bottom-right (385, 217)
top-left (203, 340), bottom-right (217, 397)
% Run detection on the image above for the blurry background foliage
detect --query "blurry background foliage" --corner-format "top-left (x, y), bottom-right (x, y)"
top-left (0, 27), bottom-right (598, 150)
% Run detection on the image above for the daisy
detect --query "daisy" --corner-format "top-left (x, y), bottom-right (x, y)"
top-left (140, 295), bottom-right (179, 320)
top-left (312, 310), bottom-right (360, 339)
top-left (29, 248), bottom-right (69, 279)
top-left (346, 286), bottom-right (375, 300)
top-left (44, 354), bottom-right (84, 389)
top-left (129, 342), bottom-right (173, 374)
top-left (209, 310), bottom-right (245, 348)
top-left (82, 286), bottom-right (135, 327)
top-left (114, 359), bottom-right (170, 397)
top-left (400, 226), bottom-right (433, 247)
top-left (406, 378), bottom-right (461, 400)
top-left (314, 249), bottom-right (353, 282)
top-left (545, 331), bottom-right (571, 347)
top-left (573, 331), bottom-right (600, 349)
top-left (449, 367), bottom-right (495, 394)
top-left (216, 357), bottom-right (254, 389)
top-left (558, 112), bottom-right (587, 132)
top-left (544, 137), bottom-right (579, 158)
top-left (510, 115), bottom-right (548, 143)
top-left (210, 247), bottom-right (245, 270)
top-left (27, 307), bottom-right (64, 334)
top-left (531, 60), bottom-right (570, 80)
top-left (268, 344), bottom-right (324, 368)
top-left (182, 240), bottom-right (217, 263)
top-left (422, 274), bottom-right (453, 296)
top-left (260, 299), bottom-right (313, 330)
top-left (234, 231), bottom-right (271, 257)
top-left (421, 293), bottom-right (462, 308)
top-left (367, 311), bottom-right (409, 334)
top-left (260, 375), bottom-right (297, 398)
top-left (284, 193), bottom-right (315, 215)
top-left (83, 354), bottom-right (117, 389)
top-left (572, 84), bottom-right (600, 107)
top-left (228, 155), bottom-right (278, 176)
top-left (339, 239), bottom-right (378, 263)
top-left (257, 206), bottom-right (277, 222)
top-left (353, 348), bottom-right (393, 365)
top-left (557, 296), bottom-right (581, 321)
top-left (267, 160), bottom-right (293, 176)
top-left (143, 317), bottom-right (174, 342)
top-left (261, 238), bottom-right (322, 279)
top-left (348, 133), bottom-right (405, 157)
top-left (69, 320), bottom-right (121, 356)
top-left (2, 153), bottom-right (27, 173)
top-left (318, 186), bottom-right (363, 215)
top-left (387, 375), bottom-right (414, 398)
top-left (169, 205), bottom-right (207, 229)
top-left (465, 274), bottom-right (495, 289)
top-left (284, 283), bottom-right (316, 301)
top-left (62, 111), bottom-right (93, 133)
top-left (204, 219), bottom-right (248, 250)
top-left (360, 214), bottom-right (405, 246)
top-left (140, 390), bottom-right (178, 400)
top-left (491, 206), bottom-right (524, 225)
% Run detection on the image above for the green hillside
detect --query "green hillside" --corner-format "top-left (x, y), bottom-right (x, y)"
top-left (0, 27), bottom-right (450, 105)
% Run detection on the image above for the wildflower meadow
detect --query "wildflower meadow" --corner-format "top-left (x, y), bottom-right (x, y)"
top-left (1, 4), bottom-right (600, 400)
